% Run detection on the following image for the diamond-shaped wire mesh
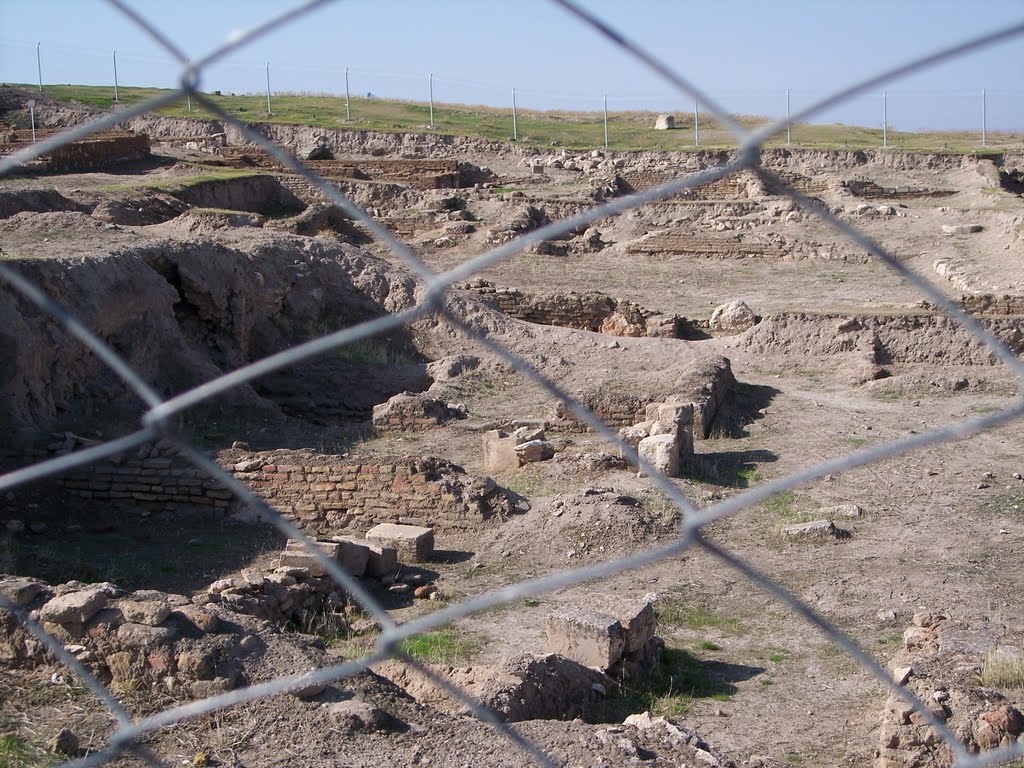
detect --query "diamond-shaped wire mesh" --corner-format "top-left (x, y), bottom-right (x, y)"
top-left (1, 2), bottom-right (1023, 766)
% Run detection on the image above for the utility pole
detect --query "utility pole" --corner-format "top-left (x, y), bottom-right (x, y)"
top-left (266, 62), bottom-right (272, 115)
top-left (603, 94), bottom-right (609, 149)
top-left (345, 66), bottom-right (351, 121)
top-left (36, 42), bottom-right (42, 93)
top-left (786, 89), bottom-right (791, 145)
top-left (113, 51), bottom-right (119, 102)
top-left (428, 73), bottom-right (434, 128)
top-left (882, 91), bottom-right (888, 147)
top-left (694, 99), bottom-right (699, 147)
top-left (512, 88), bottom-right (518, 140)
top-left (981, 88), bottom-right (987, 147)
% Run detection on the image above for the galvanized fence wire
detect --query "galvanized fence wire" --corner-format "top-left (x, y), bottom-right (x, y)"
top-left (0, 1), bottom-right (1023, 765)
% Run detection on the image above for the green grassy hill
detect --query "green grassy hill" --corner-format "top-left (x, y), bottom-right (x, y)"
top-left (27, 83), bottom-right (1022, 154)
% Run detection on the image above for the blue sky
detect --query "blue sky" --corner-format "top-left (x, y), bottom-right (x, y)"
top-left (1, 1), bottom-right (1022, 132)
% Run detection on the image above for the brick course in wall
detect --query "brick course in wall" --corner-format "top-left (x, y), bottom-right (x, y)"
top-left (57, 444), bottom-right (510, 534)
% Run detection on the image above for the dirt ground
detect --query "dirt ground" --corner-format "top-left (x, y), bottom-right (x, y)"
top-left (1, 89), bottom-right (1023, 767)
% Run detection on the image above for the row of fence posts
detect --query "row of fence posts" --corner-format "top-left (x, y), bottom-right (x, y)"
top-left (27, 43), bottom-right (1001, 148)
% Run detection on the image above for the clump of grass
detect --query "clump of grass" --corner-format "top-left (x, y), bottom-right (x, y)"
top-left (398, 628), bottom-right (485, 665)
top-left (656, 598), bottom-right (746, 636)
top-left (987, 489), bottom-right (1024, 519)
top-left (0, 734), bottom-right (58, 768)
top-left (734, 466), bottom-right (760, 488)
top-left (763, 490), bottom-right (799, 519)
top-left (501, 468), bottom-right (548, 499)
top-left (618, 647), bottom-right (734, 718)
top-left (981, 653), bottom-right (1024, 689)
top-left (332, 339), bottom-right (417, 366)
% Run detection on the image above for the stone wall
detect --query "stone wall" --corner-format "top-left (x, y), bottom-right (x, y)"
top-left (460, 279), bottom-right (685, 338)
top-left (553, 359), bottom-right (734, 440)
top-left (1, 131), bottom-right (150, 172)
top-left (57, 444), bottom-right (508, 533)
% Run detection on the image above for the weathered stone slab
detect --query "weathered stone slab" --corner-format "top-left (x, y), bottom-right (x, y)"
top-left (513, 439), bottom-right (555, 464)
top-left (483, 430), bottom-right (519, 473)
top-left (279, 539), bottom-right (342, 576)
top-left (171, 605), bottom-right (222, 634)
top-left (116, 622), bottom-right (178, 648)
top-left (638, 434), bottom-right (680, 477)
top-left (782, 520), bottom-right (838, 540)
top-left (511, 425), bottom-right (546, 444)
top-left (365, 523), bottom-right (434, 563)
top-left (941, 223), bottom-right (983, 235)
top-left (826, 503), bottom-right (863, 518)
top-left (119, 599), bottom-right (171, 627)
top-left (938, 627), bottom-right (998, 657)
top-left (38, 589), bottom-right (107, 625)
top-left (546, 608), bottom-right (625, 670)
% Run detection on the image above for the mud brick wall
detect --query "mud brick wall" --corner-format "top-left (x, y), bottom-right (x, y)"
top-left (840, 178), bottom-right (954, 199)
top-left (621, 172), bottom-right (747, 199)
top-left (45, 133), bottom-right (150, 171)
top-left (462, 280), bottom-right (676, 334)
top-left (470, 284), bottom-right (618, 332)
top-left (348, 159), bottom-right (463, 189)
top-left (626, 234), bottom-right (788, 258)
top-left (215, 148), bottom-right (464, 190)
top-left (223, 451), bottom-right (500, 531)
top-left (59, 440), bottom-right (233, 514)
top-left (57, 445), bottom-right (504, 532)
top-left (956, 294), bottom-right (1024, 317)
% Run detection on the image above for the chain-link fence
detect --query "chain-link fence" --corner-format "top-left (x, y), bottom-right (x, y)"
top-left (1, 2), bottom-right (1023, 766)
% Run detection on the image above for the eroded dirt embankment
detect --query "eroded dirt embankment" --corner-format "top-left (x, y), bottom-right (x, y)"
top-left (739, 311), bottom-right (1024, 365)
top-left (0, 235), bottom-right (420, 450)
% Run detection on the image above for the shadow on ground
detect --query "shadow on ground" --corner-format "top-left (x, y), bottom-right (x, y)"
top-left (710, 382), bottom-right (781, 439)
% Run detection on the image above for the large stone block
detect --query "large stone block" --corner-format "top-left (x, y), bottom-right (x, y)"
top-left (0, 577), bottom-right (44, 606)
top-left (482, 430), bottom-right (519, 473)
top-left (365, 523), bottom-right (434, 563)
top-left (278, 539), bottom-right (341, 576)
top-left (364, 541), bottom-right (399, 577)
top-left (513, 439), bottom-right (555, 464)
top-left (38, 589), bottom-right (108, 625)
top-left (638, 434), bottom-right (680, 477)
top-left (119, 599), bottom-right (172, 627)
top-left (546, 608), bottom-right (625, 670)
top-left (616, 600), bottom-right (656, 655)
top-left (328, 536), bottom-right (373, 576)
